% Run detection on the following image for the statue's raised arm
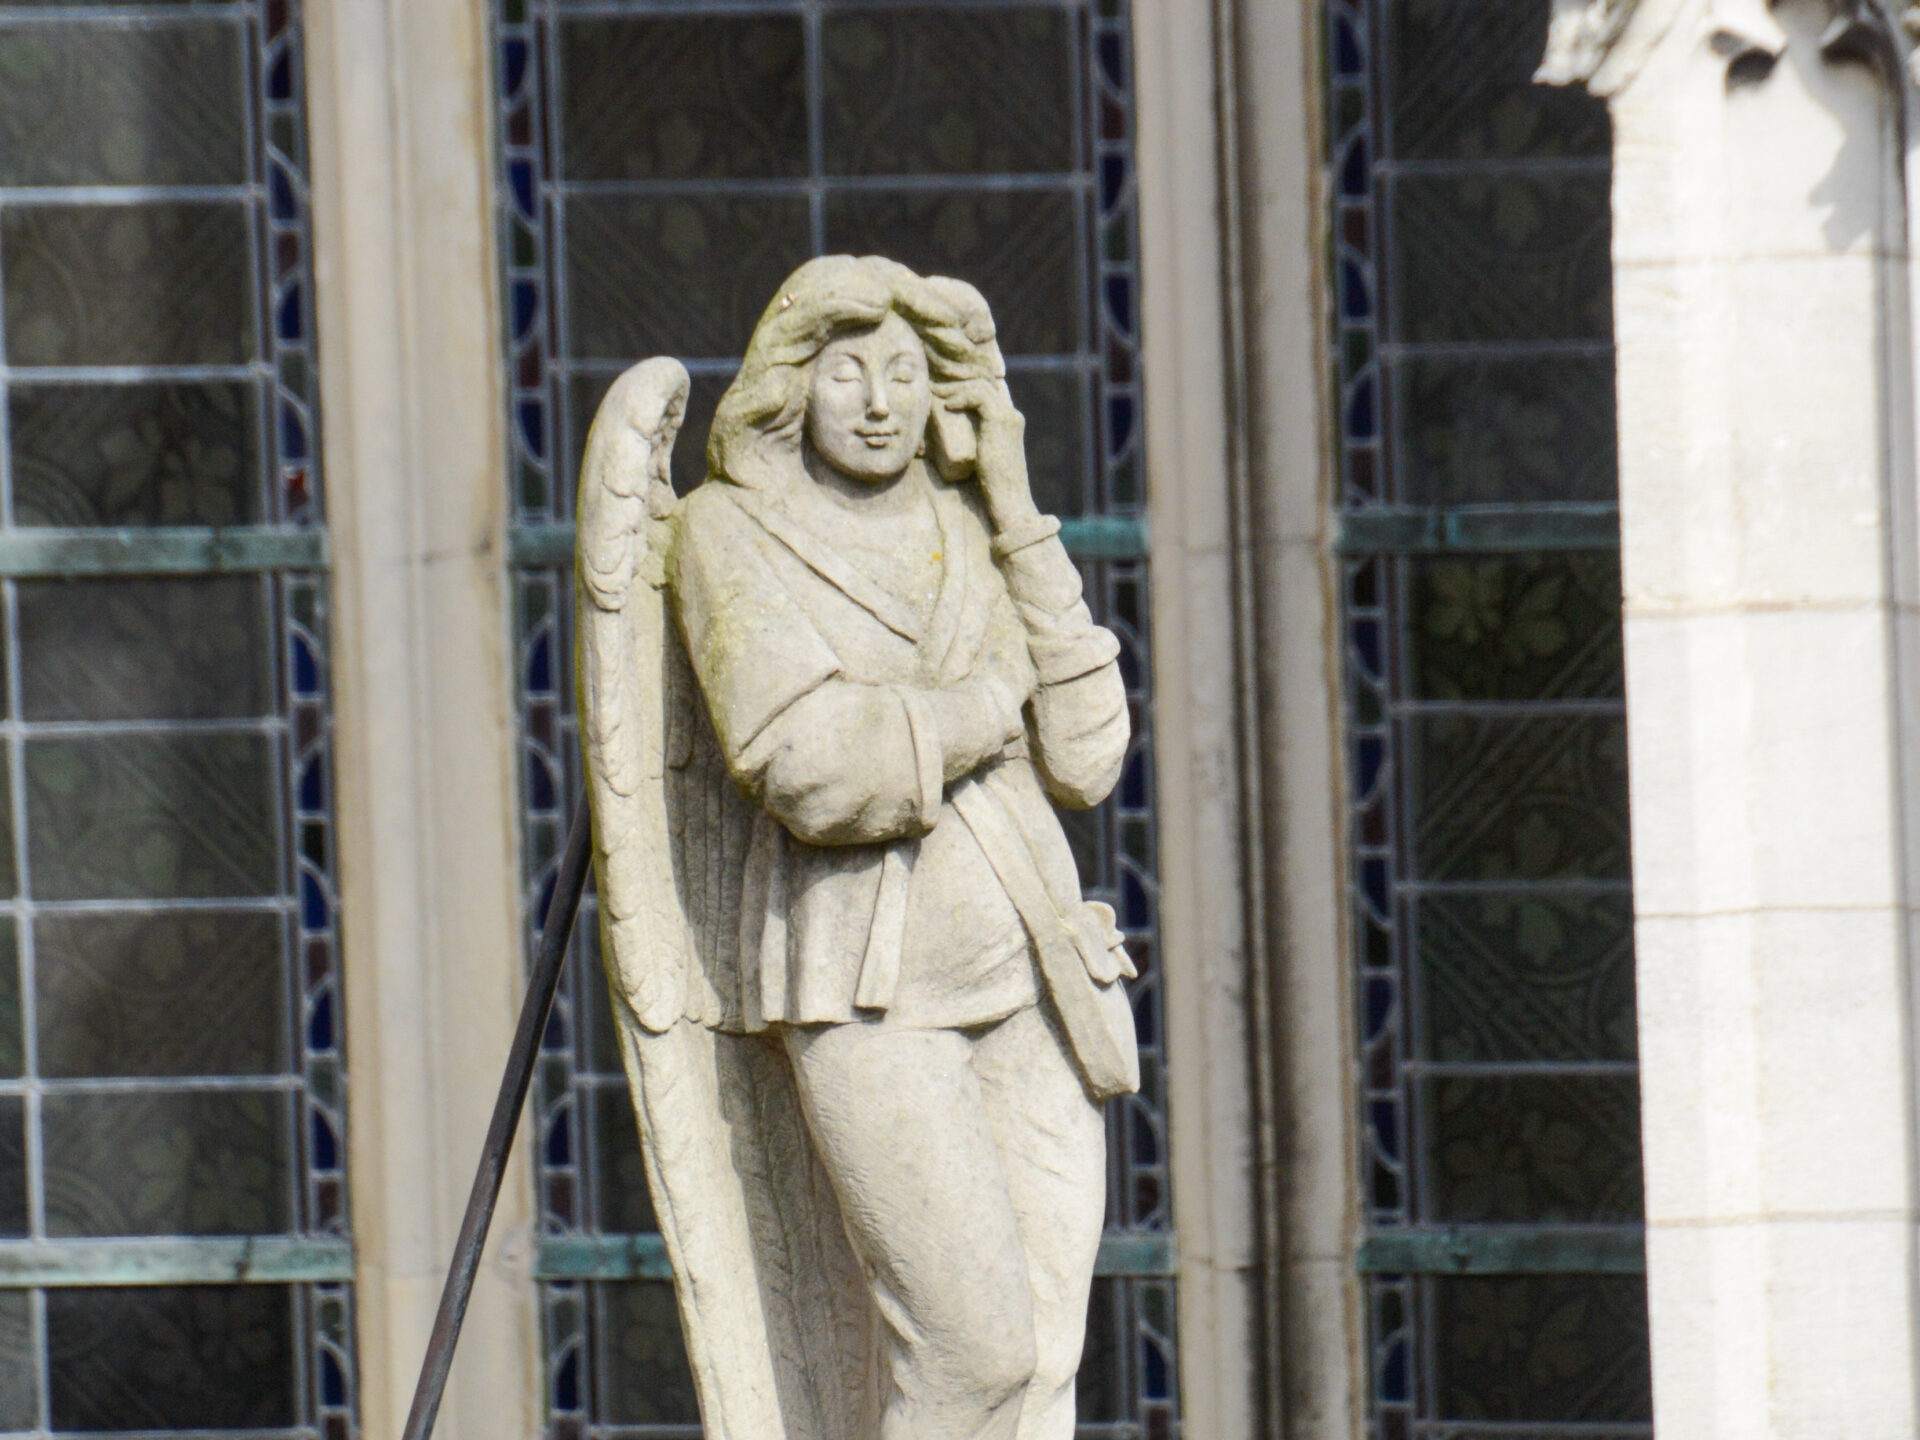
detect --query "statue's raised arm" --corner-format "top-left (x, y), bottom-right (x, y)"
top-left (579, 256), bottom-right (1137, 1440)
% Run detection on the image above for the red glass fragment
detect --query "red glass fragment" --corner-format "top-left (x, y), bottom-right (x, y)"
top-left (1345, 205), bottom-right (1369, 250)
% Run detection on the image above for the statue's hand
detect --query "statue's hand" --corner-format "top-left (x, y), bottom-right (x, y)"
top-left (931, 378), bottom-right (1043, 535)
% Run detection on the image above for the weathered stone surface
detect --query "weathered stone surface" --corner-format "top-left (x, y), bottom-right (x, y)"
top-left (577, 255), bottom-right (1136, 1440)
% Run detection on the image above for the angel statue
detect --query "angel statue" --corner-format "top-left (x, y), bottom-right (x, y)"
top-left (575, 253), bottom-right (1138, 1440)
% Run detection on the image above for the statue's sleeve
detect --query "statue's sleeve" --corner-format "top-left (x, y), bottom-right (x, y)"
top-left (994, 520), bottom-right (1130, 808)
top-left (675, 489), bottom-right (1011, 845)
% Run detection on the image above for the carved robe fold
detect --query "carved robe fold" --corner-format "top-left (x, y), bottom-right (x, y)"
top-left (668, 461), bottom-right (1131, 1033)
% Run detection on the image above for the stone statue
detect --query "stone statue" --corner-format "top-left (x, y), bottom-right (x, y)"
top-left (576, 254), bottom-right (1137, 1440)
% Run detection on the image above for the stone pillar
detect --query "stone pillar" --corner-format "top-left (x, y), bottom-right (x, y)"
top-left (1542, 0), bottom-right (1920, 1434)
top-left (305, 0), bottom-right (538, 1434)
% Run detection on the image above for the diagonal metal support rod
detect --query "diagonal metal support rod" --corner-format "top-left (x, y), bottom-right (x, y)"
top-left (401, 797), bottom-right (594, 1440)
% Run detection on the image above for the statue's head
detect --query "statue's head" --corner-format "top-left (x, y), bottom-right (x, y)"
top-left (707, 255), bottom-right (1003, 492)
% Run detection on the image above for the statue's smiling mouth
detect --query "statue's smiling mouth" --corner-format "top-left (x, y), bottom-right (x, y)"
top-left (855, 427), bottom-right (902, 447)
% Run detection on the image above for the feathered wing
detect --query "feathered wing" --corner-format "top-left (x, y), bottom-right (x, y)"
top-left (575, 359), bottom-right (881, 1440)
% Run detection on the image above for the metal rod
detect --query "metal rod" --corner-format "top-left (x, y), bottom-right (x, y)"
top-left (401, 797), bottom-right (594, 1440)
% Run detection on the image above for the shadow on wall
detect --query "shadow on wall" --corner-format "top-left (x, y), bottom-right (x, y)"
top-left (1717, 0), bottom-right (1900, 253)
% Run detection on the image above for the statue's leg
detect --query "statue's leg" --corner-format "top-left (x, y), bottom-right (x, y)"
top-left (783, 1020), bottom-right (1036, 1440)
top-left (972, 1003), bottom-right (1107, 1440)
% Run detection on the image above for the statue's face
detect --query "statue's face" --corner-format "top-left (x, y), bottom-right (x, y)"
top-left (805, 312), bottom-right (932, 484)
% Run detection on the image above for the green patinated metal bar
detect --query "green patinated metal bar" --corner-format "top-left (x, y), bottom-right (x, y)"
top-left (0, 526), bottom-right (328, 577)
top-left (1337, 504), bottom-right (1620, 554)
top-left (509, 515), bottom-right (1150, 570)
top-left (0, 1236), bottom-right (355, 1287)
top-left (1356, 1226), bottom-right (1646, 1275)
top-left (536, 1229), bottom-right (1177, 1283)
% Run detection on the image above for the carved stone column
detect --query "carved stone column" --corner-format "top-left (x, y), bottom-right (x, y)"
top-left (1542, 1), bottom-right (1920, 1434)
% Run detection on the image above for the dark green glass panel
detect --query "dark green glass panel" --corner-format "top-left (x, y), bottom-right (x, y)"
top-left (565, 195), bottom-right (811, 360)
top-left (2, 204), bottom-right (254, 367)
top-left (1409, 554), bottom-right (1623, 703)
top-left (1388, 174), bottom-right (1611, 344)
top-left (19, 576), bottom-right (271, 720)
top-left (35, 911), bottom-right (286, 1078)
top-left (9, 383), bottom-right (259, 529)
top-left (47, 1285), bottom-right (296, 1430)
top-left (583, 943), bottom-right (623, 1076)
top-left (570, 368), bottom-right (732, 501)
top-left (824, 188), bottom-right (1079, 355)
top-left (1386, 0), bottom-right (1609, 161)
top-left (1409, 714), bottom-right (1630, 882)
top-left (559, 15), bottom-right (806, 181)
top-left (1415, 891), bottom-right (1635, 1064)
top-left (1007, 367), bottom-right (1087, 518)
top-left (822, 7), bottom-right (1073, 175)
top-left (42, 1088), bottom-right (290, 1235)
top-left (1431, 1274), bottom-right (1652, 1423)
top-left (1057, 800), bottom-right (1104, 890)
top-left (26, 734), bottom-right (278, 900)
top-left (0, 1097), bottom-right (23, 1237)
top-left (0, 765), bottom-right (18, 902)
top-left (0, 919), bottom-right (16, 1079)
top-left (1393, 354), bottom-right (1617, 505)
top-left (0, 21), bottom-right (245, 186)
top-left (0, 1292), bottom-right (30, 1430)
top-left (1076, 1276), bottom-right (1124, 1423)
top-left (594, 1280), bottom-right (700, 1425)
top-left (1423, 1074), bottom-right (1643, 1224)
top-left (592, 1084), bottom-right (658, 1234)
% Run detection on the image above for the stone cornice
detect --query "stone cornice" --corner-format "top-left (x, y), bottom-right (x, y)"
top-left (1536, 0), bottom-right (1643, 85)
top-left (1541, 0), bottom-right (1916, 92)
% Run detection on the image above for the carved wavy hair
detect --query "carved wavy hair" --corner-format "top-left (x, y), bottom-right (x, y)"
top-left (705, 254), bottom-right (1006, 491)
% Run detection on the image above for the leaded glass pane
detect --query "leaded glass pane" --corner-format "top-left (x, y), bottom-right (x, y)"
top-left (1330, 0), bottom-right (1650, 1434)
top-left (593, 1282), bottom-right (702, 1427)
top-left (563, 195), bottom-right (811, 359)
top-left (0, 22), bottom-right (247, 187)
top-left (1391, 355), bottom-right (1617, 506)
top-left (1406, 554), bottom-right (1623, 703)
top-left (558, 16), bottom-right (808, 182)
top-left (45, 1285), bottom-right (298, 1431)
top-left (0, 1293), bottom-right (30, 1428)
top-left (18, 577), bottom-right (274, 720)
top-left (42, 1090), bottom-right (292, 1237)
top-left (820, 8), bottom-right (1075, 175)
top-left (0, 920), bottom-right (18, 1080)
top-left (2, 203), bottom-right (255, 367)
top-left (1429, 1276), bottom-right (1651, 1426)
top-left (0, 1099), bottom-right (23, 1237)
top-left (493, 0), bottom-right (1165, 1428)
top-left (9, 383), bottom-right (263, 529)
top-left (0, 2), bottom-right (355, 1431)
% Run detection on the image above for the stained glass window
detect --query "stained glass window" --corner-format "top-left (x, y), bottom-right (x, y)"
top-left (1328, 1), bottom-right (1650, 1436)
top-left (488, 0), bottom-right (1173, 1431)
top-left (0, 2), bottom-right (354, 1434)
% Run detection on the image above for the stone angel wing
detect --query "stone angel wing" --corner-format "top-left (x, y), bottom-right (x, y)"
top-left (575, 361), bottom-right (882, 1440)
top-left (575, 357), bottom-right (699, 1030)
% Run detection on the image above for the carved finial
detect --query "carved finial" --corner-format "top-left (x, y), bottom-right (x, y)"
top-left (1708, 0), bottom-right (1788, 59)
top-left (1536, 0), bottom-right (1639, 84)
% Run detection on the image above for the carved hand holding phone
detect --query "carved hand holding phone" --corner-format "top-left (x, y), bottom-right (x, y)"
top-left (928, 376), bottom-right (1043, 535)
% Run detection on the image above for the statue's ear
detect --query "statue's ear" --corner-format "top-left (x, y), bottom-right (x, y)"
top-left (926, 404), bottom-right (976, 482)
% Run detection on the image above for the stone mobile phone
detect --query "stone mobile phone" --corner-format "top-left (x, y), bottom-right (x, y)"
top-left (926, 402), bottom-right (978, 483)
